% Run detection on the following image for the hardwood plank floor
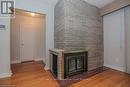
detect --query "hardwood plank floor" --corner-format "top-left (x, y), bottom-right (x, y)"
top-left (0, 61), bottom-right (130, 87)
top-left (69, 69), bottom-right (130, 87)
top-left (0, 61), bottom-right (60, 87)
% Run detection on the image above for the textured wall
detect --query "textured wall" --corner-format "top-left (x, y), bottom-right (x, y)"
top-left (55, 0), bottom-right (103, 70)
top-left (54, 0), bottom-right (65, 49)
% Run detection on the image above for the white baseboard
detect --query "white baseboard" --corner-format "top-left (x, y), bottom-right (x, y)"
top-left (11, 58), bottom-right (44, 64)
top-left (0, 72), bottom-right (12, 78)
top-left (44, 65), bottom-right (50, 70)
top-left (104, 64), bottom-right (125, 72)
top-left (34, 58), bottom-right (43, 61)
top-left (11, 60), bottom-right (21, 64)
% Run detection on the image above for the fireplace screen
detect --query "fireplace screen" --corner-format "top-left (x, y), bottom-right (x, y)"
top-left (64, 52), bottom-right (87, 78)
top-left (68, 58), bottom-right (76, 72)
top-left (77, 57), bottom-right (84, 69)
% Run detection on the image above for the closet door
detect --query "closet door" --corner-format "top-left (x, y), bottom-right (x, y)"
top-left (124, 6), bottom-right (130, 73)
top-left (103, 9), bottom-right (125, 71)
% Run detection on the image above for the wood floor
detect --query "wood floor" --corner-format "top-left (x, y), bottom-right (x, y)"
top-left (69, 69), bottom-right (130, 87)
top-left (0, 62), bottom-right (60, 87)
top-left (0, 61), bottom-right (130, 87)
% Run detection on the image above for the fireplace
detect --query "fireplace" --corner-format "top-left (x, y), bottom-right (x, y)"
top-left (64, 52), bottom-right (88, 78)
top-left (49, 49), bottom-right (88, 79)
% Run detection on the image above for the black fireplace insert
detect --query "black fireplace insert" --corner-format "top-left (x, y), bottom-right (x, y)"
top-left (64, 51), bottom-right (88, 78)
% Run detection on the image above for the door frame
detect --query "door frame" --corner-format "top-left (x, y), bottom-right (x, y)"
top-left (10, 8), bottom-right (46, 63)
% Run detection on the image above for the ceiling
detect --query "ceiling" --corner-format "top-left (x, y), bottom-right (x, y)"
top-left (84, 0), bottom-right (115, 8)
top-left (38, 0), bottom-right (58, 5)
top-left (48, 0), bottom-right (115, 8)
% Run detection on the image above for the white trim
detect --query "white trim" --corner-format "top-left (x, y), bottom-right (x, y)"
top-left (11, 58), bottom-right (44, 64)
top-left (0, 72), bottom-right (12, 78)
top-left (11, 60), bottom-right (21, 64)
top-left (34, 58), bottom-right (43, 61)
top-left (104, 64), bottom-right (125, 72)
top-left (44, 65), bottom-right (50, 70)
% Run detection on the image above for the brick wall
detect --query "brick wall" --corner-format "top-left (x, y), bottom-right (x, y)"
top-left (54, 0), bottom-right (103, 70)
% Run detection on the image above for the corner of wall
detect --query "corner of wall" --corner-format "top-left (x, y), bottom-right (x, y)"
top-left (0, 71), bottom-right (12, 79)
top-left (44, 65), bottom-right (50, 70)
top-left (104, 64), bottom-right (125, 72)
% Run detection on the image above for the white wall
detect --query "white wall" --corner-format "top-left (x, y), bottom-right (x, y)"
top-left (103, 9), bottom-right (125, 72)
top-left (0, 0), bottom-right (54, 78)
top-left (0, 19), bottom-right (12, 78)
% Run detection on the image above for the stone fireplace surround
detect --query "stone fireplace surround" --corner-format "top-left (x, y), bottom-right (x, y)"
top-left (49, 49), bottom-right (64, 80)
top-left (49, 49), bottom-right (88, 80)
top-left (52, 0), bottom-right (104, 82)
top-left (54, 0), bottom-right (103, 75)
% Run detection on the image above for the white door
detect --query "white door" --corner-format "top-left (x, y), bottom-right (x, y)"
top-left (103, 9), bottom-right (125, 71)
top-left (20, 23), bottom-right (36, 62)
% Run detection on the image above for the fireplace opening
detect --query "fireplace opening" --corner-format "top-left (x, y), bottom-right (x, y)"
top-left (64, 52), bottom-right (88, 78)
top-left (52, 54), bottom-right (58, 77)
